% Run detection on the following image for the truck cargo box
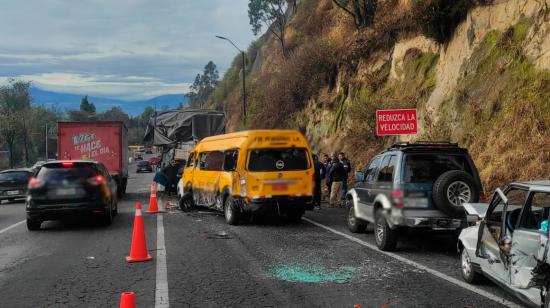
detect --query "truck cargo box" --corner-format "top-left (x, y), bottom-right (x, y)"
top-left (57, 121), bottom-right (128, 194)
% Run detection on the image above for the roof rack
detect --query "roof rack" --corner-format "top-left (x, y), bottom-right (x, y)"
top-left (387, 141), bottom-right (459, 151)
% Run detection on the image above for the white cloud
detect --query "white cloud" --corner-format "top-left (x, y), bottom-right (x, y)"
top-left (0, 0), bottom-right (256, 99)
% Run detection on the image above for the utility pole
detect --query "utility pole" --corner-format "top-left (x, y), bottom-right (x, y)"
top-left (215, 35), bottom-right (246, 125)
top-left (45, 124), bottom-right (48, 160)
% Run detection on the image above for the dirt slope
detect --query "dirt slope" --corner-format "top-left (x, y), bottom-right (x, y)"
top-left (207, 0), bottom-right (550, 193)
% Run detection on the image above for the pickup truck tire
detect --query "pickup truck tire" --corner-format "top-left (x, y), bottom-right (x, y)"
top-left (460, 248), bottom-right (480, 283)
top-left (347, 202), bottom-right (367, 233)
top-left (375, 211), bottom-right (398, 251)
top-left (433, 170), bottom-right (479, 218)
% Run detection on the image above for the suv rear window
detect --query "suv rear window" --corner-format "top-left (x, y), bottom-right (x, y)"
top-left (0, 171), bottom-right (31, 183)
top-left (248, 148), bottom-right (310, 172)
top-left (138, 161), bottom-right (149, 166)
top-left (403, 153), bottom-right (473, 183)
top-left (37, 163), bottom-right (98, 184)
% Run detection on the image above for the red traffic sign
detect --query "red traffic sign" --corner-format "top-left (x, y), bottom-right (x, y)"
top-left (376, 109), bottom-right (417, 135)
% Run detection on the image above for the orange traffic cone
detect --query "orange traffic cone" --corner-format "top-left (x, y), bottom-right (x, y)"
top-left (119, 291), bottom-right (136, 308)
top-left (126, 203), bottom-right (153, 263)
top-left (146, 182), bottom-right (160, 214)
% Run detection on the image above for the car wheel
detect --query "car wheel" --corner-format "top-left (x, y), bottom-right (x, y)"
top-left (460, 248), bottom-right (480, 283)
top-left (26, 218), bottom-right (41, 231)
top-left (433, 170), bottom-right (479, 218)
top-left (179, 195), bottom-right (194, 212)
top-left (224, 196), bottom-right (239, 225)
top-left (347, 201), bottom-right (367, 233)
top-left (103, 205), bottom-right (113, 226)
top-left (112, 199), bottom-right (118, 216)
top-left (375, 211), bottom-right (398, 251)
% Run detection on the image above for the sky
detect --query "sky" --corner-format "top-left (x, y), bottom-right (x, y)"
top-left (0, 0), bottom-right (256, 100)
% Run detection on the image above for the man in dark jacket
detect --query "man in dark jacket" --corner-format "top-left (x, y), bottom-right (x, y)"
top-left (327, 156), bottom-right (345, 207)
top-left (323, 154), bottom-right (332, 199)
top-left (312, 154), bottom-right (325, 208)
top-left (339, 152), bottom-right (352, 199)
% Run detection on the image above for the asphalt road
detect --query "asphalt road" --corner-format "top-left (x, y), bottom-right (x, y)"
top-left (0, 160), bottom-right (526, 307)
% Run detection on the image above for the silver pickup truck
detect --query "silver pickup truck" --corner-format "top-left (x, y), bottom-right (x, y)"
top-left (458, 180), bottom-right (550, 307)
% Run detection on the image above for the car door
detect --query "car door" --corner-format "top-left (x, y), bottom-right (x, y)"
top-left (475, 187), bottom-right (528, 283)
top-left (510, 191), bottom-right (550, 304)
top-left (355, 156), bottom-right (382, 221)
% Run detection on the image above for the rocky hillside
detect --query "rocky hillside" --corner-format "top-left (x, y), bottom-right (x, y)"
top-left (207, 0), bottom-right (550, 193)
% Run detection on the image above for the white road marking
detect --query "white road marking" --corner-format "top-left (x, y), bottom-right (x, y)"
top-left (303, 217), bottom-right (521, 308)
top-left (155, 214), bottom-right (169, 308)
top-left (0, 220), bottom-right (25, 235)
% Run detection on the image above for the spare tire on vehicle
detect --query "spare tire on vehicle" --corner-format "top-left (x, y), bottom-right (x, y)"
top-left (432, 170), bottom-right (479, 218)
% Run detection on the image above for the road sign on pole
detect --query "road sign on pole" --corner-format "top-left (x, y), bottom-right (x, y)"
top-left (376, 109), bottom-right (417, 136)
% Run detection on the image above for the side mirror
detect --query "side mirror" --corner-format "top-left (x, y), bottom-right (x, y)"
top-left (355, 171), bottom-right (365, 182)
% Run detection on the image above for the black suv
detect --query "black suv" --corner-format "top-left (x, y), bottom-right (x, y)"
top-left (346, 142), bottom-right (482, 251)
top-left (26, 161), bottom-right (118, 230)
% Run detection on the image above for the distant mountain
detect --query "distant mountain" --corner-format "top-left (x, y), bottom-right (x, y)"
top-left (30, 87), bottom-right (188, 116)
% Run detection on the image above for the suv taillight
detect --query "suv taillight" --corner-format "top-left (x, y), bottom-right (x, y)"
top-left (28, 177), bottom-right (45, 189)
top-left (87, 175), bottom-right (106, 186)
top-left (479, 190), bottom-right (486, 202)
top-left (392, 189), bottom-right (404, 209)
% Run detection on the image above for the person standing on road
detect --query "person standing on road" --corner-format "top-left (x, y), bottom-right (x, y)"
top-left (324, 153), bottom-right (335, 200)
top-left (339, 152), bottom-right (351, 199)
top-left (327, 155), bottom-right (345, 207)
top-left (312, 154), bottom-right (325, 209)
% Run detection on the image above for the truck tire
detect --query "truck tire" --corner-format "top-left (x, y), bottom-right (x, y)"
top-left (287, 210), bottom-right (304, 223)
top-left (433, 170), bottom-right (479, 218)
top-left (224, 196), bottom-right (240, 225)
top-left (375, 211), bottom-right (398, 251)
top-left (179, 195), bottom-right (194, 212)
top-left (347, 201), bottom-right (367, 233)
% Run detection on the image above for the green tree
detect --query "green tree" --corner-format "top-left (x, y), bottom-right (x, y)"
top-left (332, 0), bottom-right (377, 30)
top-left (98, 106), bottom-right (130, 126)
top-left (188, 61), bottom-right (219, 108)
top-left (248, 0), bottom-right (290, 57)
top-left (0, 80), bottom-right (32, 167)
top-left (79, 95), bottom-right (96, 113)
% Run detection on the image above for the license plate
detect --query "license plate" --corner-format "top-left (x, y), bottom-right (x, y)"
top-left (6, 190), bottom-right (19, 196)
top-left (56, 188), bottom-right (77, 196)
top-left (271, 183), bottom-right (288, 191)
top-left (405, 198), bottom-right (429, 208)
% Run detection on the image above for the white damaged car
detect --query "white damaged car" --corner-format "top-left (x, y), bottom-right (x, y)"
top-left (458, 181), bottom-right (550, 307)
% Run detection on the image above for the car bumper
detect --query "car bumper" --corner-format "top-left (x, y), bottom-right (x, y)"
top-left (387, 208), bottom-right (466, 230)
top-left (240, 196), bottom-right (314, 214)
top-left (0, 193), bottom-right (26, 200)
top-left (26, 201), bottom-right (109, 220)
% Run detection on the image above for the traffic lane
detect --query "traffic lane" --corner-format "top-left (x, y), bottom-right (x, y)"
top-left (0, 199), bottom-right (26, 231)
top-left (0, 178), bottom-right (156, 307)
top-left (165, 209), bottom-right (504, 307)
top-left (304, 206), bottom-right (523, 305)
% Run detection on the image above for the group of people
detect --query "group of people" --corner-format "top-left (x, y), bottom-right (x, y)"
top-left (312, 152), bottom-right (352, 208)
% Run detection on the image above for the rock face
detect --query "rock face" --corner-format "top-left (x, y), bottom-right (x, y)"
top-left (212, 0), bottom-right (550, 192)
top-left (425, 0), bottom-right (550, 114)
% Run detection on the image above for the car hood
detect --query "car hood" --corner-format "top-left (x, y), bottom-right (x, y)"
top-left (463, 202), bottom-right (489, 219)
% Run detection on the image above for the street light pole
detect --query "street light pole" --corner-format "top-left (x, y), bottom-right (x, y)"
top-left (45, 124), bottom-right (48, 160)
top-left (216, 35), bottom-right (246, 125)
